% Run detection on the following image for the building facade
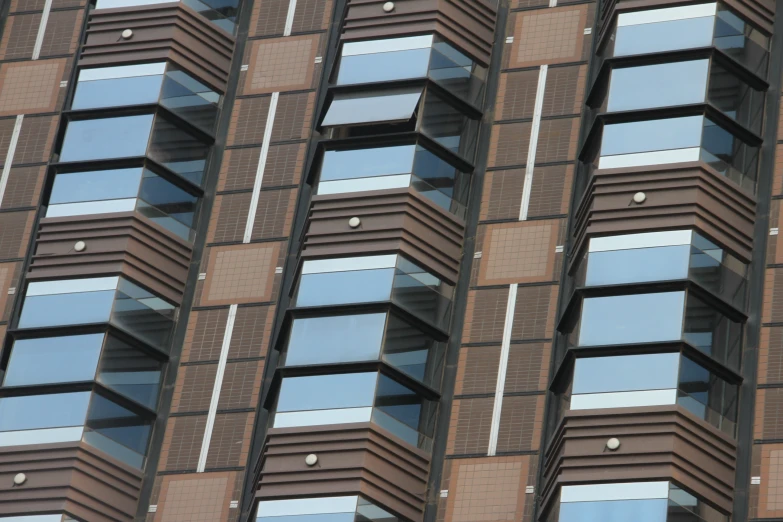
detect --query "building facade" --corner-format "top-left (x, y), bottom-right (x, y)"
top-left (0, 0), bottom-right (777, 520)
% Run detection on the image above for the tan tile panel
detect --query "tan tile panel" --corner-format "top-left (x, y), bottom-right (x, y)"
top-left (244, 35), bottom-right (318, 95)
top-left (444, 456), bottom-right (529, 522)
top-left (511, 6), bottom-right (587, 67)
top-left (479, 221), bottom-right (558, 285)
top-left (759, 445), bottom-right (783, 517)
top-left (455, 346), bottom-right (501, 395)
top-left (201, 243), bottom-right (279, 306)
top-left (0, 60), bottom-right (65, 116)
top-left (447, 397), bottom-right (494, 455)
top-left (155, 473), bottom-right (233, 522)
top-left (479, 169), bottom-right (524, 221)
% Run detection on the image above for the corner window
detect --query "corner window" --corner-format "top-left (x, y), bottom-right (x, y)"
top-left (72, 63), bottom-right (164, 110)
top-left (256, 496), bottom-right (400, 522)
top-left (94, 0), bottom-right (237, 33)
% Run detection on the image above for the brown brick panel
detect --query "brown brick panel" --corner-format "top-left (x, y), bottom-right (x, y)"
top-left (447, 397), bottom-right (493, 455)
top-left (572, 162), bottom-right (757, 264)
top-left (541, 406), bottom-right (737, 515)
top-left (248, 0), bottom-right (289, 37)
top-left (0, 210), bottom-right (34, 260)
top-left (160, 415), bottom-right (207, 472)
top-left (29, 212), bottom-right (193, 304)
top-left (206, 412), bottom-right (254, 469)
top-left (342, 0), bottom-right (498, 66)
top-left (271, 91), bottom-right (314, 142)
top-left (1, 165), bottom-right (45, 209)
top-left (479, 168), bottom-right (525, 221)
top-left (0, 118), bottom-right (17, 167)
top-left (0, 441), bottom-right (143, 522)
top-left (229, 305), bottom-right (274, 359)
top-left (455, 346), bottom-right (501, 395)
top-left (171, 364), bottom-right (218, 413)
top-left (527, 164), bottom-right (573, 218)
top-left (218, 360), bottom-right (264, 409)
top-left (207, 192), bottom-right (252, 243)
top-left (227, 97), bottom-right (270, 146)
top-left (218, 147), bottom-right (260, 192)
top-left (14, 114), bottom-right (57, 165)
top-left (257, 423), bottom-right (431, 522)
top-left (461, 287), bottom-right (509, 343)
top-left (250, 188), bottom-right (297, 240)
top-left (512, 284), bottom-right (558, 340)
top-left (80, 2), bottom-right (235, 93)
top-left (304, 188), bottom-right (466, 284)
top-left (496, 394), bottom-right (544, 453)
top-left (181, 308), bottom-right (229, 363)
top-left (0, 13), bottom-right (41, 60)
top-left (40, 9), bottom-right (83, 58)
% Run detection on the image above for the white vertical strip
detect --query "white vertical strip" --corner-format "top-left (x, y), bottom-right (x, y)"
top-left (31, 0), bottom-right (54, 60)
top-left (0, 115), bottom-right (24, 208)
top-left (283, 0), bottom-right (298, 36)
top-left (243, 92), bottom-right (280, 243)
top-left (518, 65), bottom-right (548, 221)
top-left (549, 0), bottom-right (558, 7)
top-left (197, 304), bottom-right (238, 473)
top-left (487, 284), bottom-right (518, 456)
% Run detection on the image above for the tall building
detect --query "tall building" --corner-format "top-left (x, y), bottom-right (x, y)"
top-left (0, 0), bottom-right (776, 520)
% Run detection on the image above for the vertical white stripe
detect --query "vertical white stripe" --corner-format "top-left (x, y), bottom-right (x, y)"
top-left (243, 92), bottom-right (280, 243)
top-left (549, 0), bottom-right (558, 6)
top-left (31, 0), bottom-right (54, 60)
top-left (0, 115), bottom-right (24, 209)
top-left (283, 0), bottom-right (298, 36)
top-left (519, 65), bottom-right (548, 221)
top-left (487, 284), bottom-right (518, 456)
top-left (197, 303), bottom-right (238, 473)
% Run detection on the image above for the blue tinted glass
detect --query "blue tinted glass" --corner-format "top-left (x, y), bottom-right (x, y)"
top-left (320, 146), bottom-right (415, 181)
top-left (50, 168), bottom-right (143, 204)
top-left (585, 245), bottom-right (690, 286)
top-left (375, 374), bottom-right (421, 430)
top-left (277, 373), bottom-right (378, 412)
top-left (97, 336), bottom-right (162, 410)
top-left (295, 269), bottom-right (395, 307)
top-left (60, 115), bottom-right (153, 163)
top-left (257, 515), bottom-right (355, 522)
top-left (4, 334), bottom-right (104, 386)
top-left (286, 314), bottom-right (387, 366)
top-left (607, 60), bottom-right (708, 112)
top-left (160, 69), bottom-right (219, 134)
top-left (18, 291), bottom-right (115, 329)
top-left (573, 353), bottom-right (680, 394)
top-left (86, 393), bottom-right (150, 454)
top-left (0, 392), bottom-right (90, 431)
top-left (614, 17), bottom-right (714, 57)
top-left (337, 48), bottom-right (431, 85)
top-left (601, 116), bottom-right (703, 156)
top-left (72, 75), bottom-right (163, 110)
top-left (579, 292), bottom-right (685, 346)
top-left (559, 499), bottom-right (668, 522)
top-left (138, 169), bottom-right (197, 227)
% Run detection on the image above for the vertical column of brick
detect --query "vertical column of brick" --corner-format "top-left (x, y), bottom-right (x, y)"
top-left (148, 1), bottom-right (333, 520)
top-left (439, 1), bottom-right (594, 521)
top-left (0, 0), bottom-right (83, 361)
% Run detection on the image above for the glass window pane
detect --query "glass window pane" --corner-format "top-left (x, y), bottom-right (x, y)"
top-left (4, 334), bottom-right (104, 386)
top-left (148, 116), bottom-right (209, 185)
top-left (419, 90), bottom-right (477, 157)
top-left (559, 499), bottom-right (668, 522)
top-left (383, 314), bottom-right (443, 386)
top-left (84, 393), bottom-right (151, 467)
top-left (277, 373), bottom-right (378, 412)
top-left (295, 269), bottom-right (395, 307)
top-left (607, 60), bottom-right (708, 112)
top-left (601, 116), bottom-right (703, 156)
top-left (97, 335), bottom-right (163, 410)
top-left (49, 168), bottom-right (143, 205)
top-left (112, 279), bottom-right (175, 351)
top-left (18, 290), bottom-right (115, 329)
top-left (585, 245), bottom-right (691, 286)
top-left (137, 168), bottom-right (198, 240)
top-left (337, 48), bottom-right (431, 85)
top-left (578, 292), bottom-right (685, 346)
top-left (572, 353), bottom-right (680, 394)
top-left (322, 89), bottom-right (422, 127)
top-left (160, 65), bottom-right (220, 134)
top-left (320, 145), bottom-right (415, 182)
top-left (72, 74), bottom-right (163, 110)
top-left (613, 17), bottom-right (714, 57)
top-left (286, 313), bottom-right (387, 366)
top-left (60, 115), bottom-right (153, 163)
top-left (0, 392), bottom-right (90, 431)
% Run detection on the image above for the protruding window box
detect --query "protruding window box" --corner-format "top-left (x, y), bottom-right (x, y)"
top-left (280, 310), bottom-right (446, 390)
top-left (72, 62), bottom-right (221, 135)
top-left (270, 371), bottom-right (436, 452)
top-left (57, 111), bottom-right (211, 187)
top-left (314, 140), bottom-right (470, 219)
top-left (17, 277), bottom-right (176, 354)
top-left (293, 255), bottom-right (454, 331)
top-left (334, 34), bottom-right (487, 105)
top-left (255, 496), bottom-right (401, 522)
top-left (598, 3), bottom-right (769, 78)
top-left (46, 165), bottom-right (199, 242)
top-left (573, 230), bottom-right (748, 309)
top-left (94, 0), bottom-right (238, 34)
top-left (0, 388), bottom-right (153, 468)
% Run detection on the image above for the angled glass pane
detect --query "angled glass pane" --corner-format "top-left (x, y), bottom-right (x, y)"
top-left (319, 145), bottom-right (415, 182)
top-left (97, 336), bottom-right (163, 410)
top-left (72, 64), bottom-right (165, 110)
top-left (322, 88), bottom-right (422, 127)
top-left (4, 333), bottom-right (104, 386)
top-left (559, 499), bottom-right (668, 522)
top-left (607, 60), bottom-right (709, 112)
top-left (613, 16), bottom-right (715, 58)
top-left (284, 313), bottom-right (387, 366)
top-left (148, 116), bottom-right (209, 185)
top-left (578, 292), bottom-right (685, 346)
top-left (160, 64), bottom-right (220, 134)
top-left (337, 46), bottom-right (431, 85)
top-left (295, 265), bottom-right (396, 307)
top-left (137, 168), bottom-right (198, 240)
top-left (60, 115), bottom-right (153, 163)
top-left (84, 393), bottom-right (151, 468)
top-left (112, 278), bottom-right (176, 351)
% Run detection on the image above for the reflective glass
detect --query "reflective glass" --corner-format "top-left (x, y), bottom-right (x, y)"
top-left (337, 48), bottom-right (431, 85)
top-left (707, 59), bottom-right (765, 134)
top-left (419, 90), bottom-right (478, 159)
top-left (60, 116), bottom-right (153, 163)
top-left (295, 269), bottom-right (395, 307)
top-left (94, 0), bottom-right (237, 33)
top-left (0, 392), bottom-right (90, 432)
top-left (714, 5), bottom-right (769, 76)
top-left (601, 116), bottom-right (703, 157)
top-left (84, 393), bottom-right (151, 468)
top-left (137, 168), bottom-right (198, 240)
top-left (682, 294), bottom-right (742, 368)
top-left (319, 145), bottom-right (415, 182)
top-left (613, 17), bottom-right (715, 58)
top-left (97, 336), bottom-right (163, 409)
top-left (285, 313), bottom-right (387, 366)
top-left (607, 60), bottom-right (709, 112)
top-left (383, 314), bottom-right (444, 386)
top-left (559, 499), bottom-right (668, 522)
top-left (49, 168), bottom-right (142, 205)
top-left (584, 245), bottom-right (691, 286)
top-left (578, 292), bottom-right (685, 346)
top-left (160, 65), bottom-right (220, 134)
top-left (18, 290), bottom-right (115, 329)
top-left (112, 278), bottom-right (176, 351)
top-left (678, 355), bottom-right (738, 434)
top-left (72, 68), bottom-right (163, 110)
top-left (148, 116), bottom-right (209, 185)
top-left (276, 373), bottom-right (378, 412)
top-left (572, 353), bottom-right (680, 394)
top-left (4, 334), bottom-right (104, 386)
top-left (322, 89), bottom-right (422, 127)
